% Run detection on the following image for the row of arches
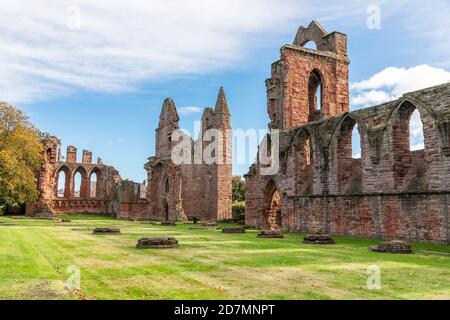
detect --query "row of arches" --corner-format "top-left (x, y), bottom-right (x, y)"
top-left (56, 166), bottom-right (101, 199)
top-left (287, 100), bottom-right (426, 195)
top-left (263, 103), bottom-right (425, 230)
top-left (304, 66), bottom-right (426, 154)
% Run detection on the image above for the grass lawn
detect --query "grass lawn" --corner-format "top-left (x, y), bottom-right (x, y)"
top-left (0, 215), bottom-right (449, 300)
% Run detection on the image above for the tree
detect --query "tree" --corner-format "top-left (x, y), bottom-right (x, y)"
top-left (232, 175), bottom-right (245, 202)
top-left (0, 102), bottom-right (43, 214)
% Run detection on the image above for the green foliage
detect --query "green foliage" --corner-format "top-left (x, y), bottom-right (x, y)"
top-left (0, 102), bottom-right (43, 213)
top-left (232, 200), bottom-right (245, 210)
top-left (232, 175), bottom-right (245, 202)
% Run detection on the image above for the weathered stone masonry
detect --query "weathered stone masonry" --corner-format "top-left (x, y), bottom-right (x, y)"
top-left (28, 137), bottom-right (146, 217)
top-left (245, 21), bottom-right (450, 244)
top-left (145, 88), bottom-right (233, 222)
top-left (29, 88), bottom-right (232, 221)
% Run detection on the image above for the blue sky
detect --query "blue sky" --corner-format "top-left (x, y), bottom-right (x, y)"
top-left (1, 0), bottom-right (450, 181)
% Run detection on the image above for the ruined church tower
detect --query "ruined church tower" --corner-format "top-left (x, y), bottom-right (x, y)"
top-left (146, 88), bottom-right (232, 222)
top-left (155, 98), bottom-right (180, 158)
top-left (204, 87), bottom-right (232, 221)
top-left (266, 21), bottom-right (349, 129)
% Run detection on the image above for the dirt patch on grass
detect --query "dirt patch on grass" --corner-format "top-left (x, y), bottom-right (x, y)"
top-left (182, 266), bottom-right (358, 299)
top-left (3, 280), bottom-right (72, 300)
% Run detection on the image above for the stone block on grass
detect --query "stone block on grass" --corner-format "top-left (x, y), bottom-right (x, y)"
top-left (92, 228), bottom-right (121, 235)
top-left (257, 230), bottom-right (284, 238)
top-left (136, 236), bottom-right (179, 249)
top-left (222, 227), bottom-right (245, 234)
top-left (369, 240), bottom-right (412, 254)
top-left (303, 233), bottom-right (335, 245)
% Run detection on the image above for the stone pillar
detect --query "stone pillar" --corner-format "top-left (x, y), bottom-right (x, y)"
top-left (82, 150), bottom-right (92, 164)
top-left (67, 146), bottom-right (77, 163)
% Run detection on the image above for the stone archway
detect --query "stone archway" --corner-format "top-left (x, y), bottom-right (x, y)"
top-left (163, 199), bottom-right (169, 222)
top-left (264, 181), bottom-right (282, 230)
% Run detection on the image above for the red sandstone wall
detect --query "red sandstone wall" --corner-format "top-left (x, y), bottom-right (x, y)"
top-left (290, 194), bottom-right (449, 244)
top-left (146, 89), bottom-right (232, 222)
top-left (245, 22), bottom-right (450, 244)
top-left (280, 47), bottom-right (349, 128)
top-left (118, 202), bottom-right (149, 220)
top-left (246, 85), bottom-right (450, 244)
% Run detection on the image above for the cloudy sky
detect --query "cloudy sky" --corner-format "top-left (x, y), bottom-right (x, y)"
top-left (1, 0), bottom-right (449, 180)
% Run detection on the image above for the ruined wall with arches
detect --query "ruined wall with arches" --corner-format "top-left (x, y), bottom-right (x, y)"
top-left (51, 158), bottom-right (118, 214)
top-left (145, 88), bottom-right (233, 222)
top-left (246, 83), bottom-right (450, 244)
top-left (28, 140), bottom-right (147, 217)
top-left (245, 22), bottom-right (450, 244)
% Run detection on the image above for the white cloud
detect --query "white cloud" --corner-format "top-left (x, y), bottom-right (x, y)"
top-left (178, 106), bottom-right (202, 115)
top-left (0, 0), bottom-right (312, 104)
top-left (351, 65), bottom-right (450, 108)
top-left (0, 1), bottom-right (449, 105)
top-left (351, 90), bottom-right (396, 107)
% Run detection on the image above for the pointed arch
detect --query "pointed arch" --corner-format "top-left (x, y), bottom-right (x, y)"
top-left (308, 69), bottom-right (324, 122)
top-left (159, 171), bottom-right (169, 194)
top-left (71, 166), bottom-right (88, 198)
top-left (293, 21), bottom-right (328, 49)
top-left (384, 97), bottom-right (436, 129)
top-left (392, 100), bottom-right (427, 189)
top-left (292, 128), bottom-right (314, 195)
top-left (88, 167), bottom-right (101, 198)
top-left (263, 180), bottom-right (282, 230)
top-left (336, 115), bottom-right (362, 193)
top-left (165, 176), bottom-right (170, 193)
top-left (162, 199), bottom-right (169, 222)
top-left (55, 165), bottom-right (70, 198)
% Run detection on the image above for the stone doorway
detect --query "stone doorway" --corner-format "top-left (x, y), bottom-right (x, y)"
top-left (264, 182), bottom-right (282, 230)
top-left (163, 199), bottom-right (169, 221)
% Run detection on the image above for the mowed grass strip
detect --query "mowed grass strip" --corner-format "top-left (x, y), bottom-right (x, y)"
top-left (0, 215), bottom-right (449, 300)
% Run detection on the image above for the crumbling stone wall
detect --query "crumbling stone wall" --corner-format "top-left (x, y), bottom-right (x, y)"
top-left (245, 21), bottom-right (450, 244)
top-left (115, 180), bottom-right (148, 220)
top-left (28, 139), bottom-right (147, 217)
top-left (145, 88), bottom-right (232, 222)
top-left (267, 21), bottom-right (349, 130)
top-left (26, 135), bottom-right (61, 217)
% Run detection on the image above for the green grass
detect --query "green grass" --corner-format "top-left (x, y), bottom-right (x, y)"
top-left (0, 215), bottom-right (449, 300)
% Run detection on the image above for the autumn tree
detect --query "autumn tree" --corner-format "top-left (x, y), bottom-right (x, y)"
top-left (232, 175), bottom-right (245, 202)
top-left (0, 102), bottom-right (43, 214)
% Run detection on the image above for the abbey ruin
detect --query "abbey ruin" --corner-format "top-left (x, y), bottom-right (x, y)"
top-left (28, 88), bottom-right (232, 222)
top-left (26, 21), bottom-right (450, 244)
top-left (245, 21), bottom-right (450, 244)
top-left (27, 135), bottom-right (147, 217)
top-left (144, 88), bottom-right (232, 222)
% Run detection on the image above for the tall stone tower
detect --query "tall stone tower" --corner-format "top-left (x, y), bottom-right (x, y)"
top-left (208, 87), bottom-right (232, 220)
top-left (146, 88), bottom-right (232, 222)
top-left (266, 21), bottom-right (350, 129)
top-left (156, 98), bottom-right (180, 159)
